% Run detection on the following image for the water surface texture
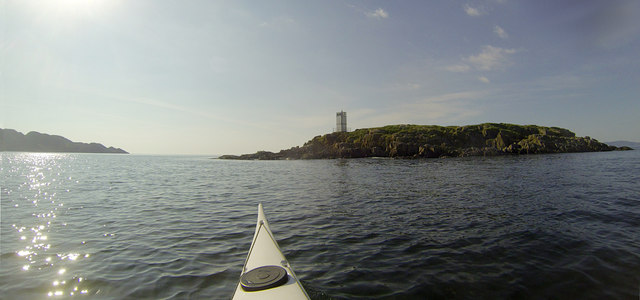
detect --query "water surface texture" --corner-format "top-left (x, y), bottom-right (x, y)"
top-left (1, 151), bottom-right (639, 299)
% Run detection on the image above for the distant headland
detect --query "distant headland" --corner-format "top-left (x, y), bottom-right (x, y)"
top-left (219, 123), bottom-right (632, 160)
top-left (0, 128), bottom-right (128, 154)
top-left (606, 140), bottom-right (640, 149)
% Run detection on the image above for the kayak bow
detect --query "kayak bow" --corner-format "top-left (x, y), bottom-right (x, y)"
top-left (232, 204), bottom-right (309, 299)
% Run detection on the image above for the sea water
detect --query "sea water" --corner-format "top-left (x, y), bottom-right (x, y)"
top-left (1, 151), bottom-right (639, 299)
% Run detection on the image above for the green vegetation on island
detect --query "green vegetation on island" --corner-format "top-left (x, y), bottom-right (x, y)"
top-left (219, 123), bottom-right (631, 160)
top-left (0, 128), bottom-right (128, 154)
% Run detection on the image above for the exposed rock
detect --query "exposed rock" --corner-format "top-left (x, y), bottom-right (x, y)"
top-left (220, 123), bottom-right (628, 160)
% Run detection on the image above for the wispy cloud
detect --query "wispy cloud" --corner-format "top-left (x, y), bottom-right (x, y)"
top-left (386, 82), bottom-right (422, 91)
top-left (367, 8), bottom-right (389, 19)
top-left (259, 16), bottom-right (296, 28)
top-left (114, 95), bottom-right (259, 129)
top-left (478, 76), bottom-right (491, 83)
top-left (445, 64), bottom-right (472, 73)
top-left (353, 90), bottom-right (489, 127)
top-left (445, 46), bottom-right (517, 73)
top-left (494, 25), bottom-right (508, 39)
top-left (401, 91), bottom-right (486, 122)
top-left (421, 91), bottom-right (487, 103)
top-left (466, 45), bottom-right (517, 71)
top-left (463, 4), bottom-right (483, 16)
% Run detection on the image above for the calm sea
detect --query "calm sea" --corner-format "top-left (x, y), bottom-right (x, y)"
top-left (1, 151), bottom-right (639, 299)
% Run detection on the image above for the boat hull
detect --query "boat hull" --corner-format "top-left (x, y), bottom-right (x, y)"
top-left (232, 204), bottom-right (309, 299)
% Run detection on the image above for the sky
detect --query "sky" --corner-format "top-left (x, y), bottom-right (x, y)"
top-left (2, 0), bottom-right (639, 155)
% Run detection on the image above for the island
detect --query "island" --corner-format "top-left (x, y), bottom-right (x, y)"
top-left (219, 123), bottom-right (631, 160)
top-left (0, 128), bottom-right (129, 154)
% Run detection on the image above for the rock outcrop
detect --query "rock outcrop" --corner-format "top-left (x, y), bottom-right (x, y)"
top-left (219, 123), bottom-right (629, 160)
top-left (0, 128), bottom-right (129, 154)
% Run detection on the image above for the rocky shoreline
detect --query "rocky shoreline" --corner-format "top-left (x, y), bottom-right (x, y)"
top-left (219, 123), bottom-right (631, 160)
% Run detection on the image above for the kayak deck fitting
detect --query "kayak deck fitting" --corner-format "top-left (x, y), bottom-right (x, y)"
top-left (232, 203), bottom-right (309, 299)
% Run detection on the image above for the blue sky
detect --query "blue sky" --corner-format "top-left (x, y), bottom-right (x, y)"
top-left (2, 0), bottom-right (639, 155)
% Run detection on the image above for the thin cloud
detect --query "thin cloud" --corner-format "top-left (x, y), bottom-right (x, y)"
top-left (464, 4), bottom-right (483, 16)
top-left (445, 64), bottom-right (471, 73)
top-left (386, 82), bottom-right (422, 91)
top-left (445, 46), bottom-right (517, 73)
top-left (367, 8), bottom-right (389, 19)
top-left (354, 90), bottom-right (488, 127)
top-left (478, 76), bottom-right (491, 83)
top-left (465, 45), bottom-right (517, 71)
top-left (402, 91), bottom-right (487, 122)
top-left (494, 25), bottom-right (508, 39)
top-left (115, 95), bottom-right (256, 128)
top-left (259, 16), bottom-right (296, 28)
top-left (421, 90), bottom-right (487, 103)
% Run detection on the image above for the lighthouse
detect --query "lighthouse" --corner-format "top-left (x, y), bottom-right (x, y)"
top-left (336, 111), bottom-right (347, 132)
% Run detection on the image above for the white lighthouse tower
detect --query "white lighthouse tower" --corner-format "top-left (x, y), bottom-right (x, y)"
top-left (336, 111), bottom-right (347, 132)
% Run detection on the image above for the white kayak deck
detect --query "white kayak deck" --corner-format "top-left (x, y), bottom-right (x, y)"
top-left (232, 204), bottom-right (309, 299)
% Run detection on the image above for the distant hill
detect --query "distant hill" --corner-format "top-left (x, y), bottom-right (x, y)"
top-left (220, 123), bottom-right (629, 160)
top-left (606, 141), bottom-right (639, 149)
top-left (0, 129), bottom-right (128, 154)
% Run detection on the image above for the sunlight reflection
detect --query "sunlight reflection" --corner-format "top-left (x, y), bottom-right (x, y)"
top-left (6, 153), bottom-right (90, 298)
top-left (47, 290), bottom-right (64, 297)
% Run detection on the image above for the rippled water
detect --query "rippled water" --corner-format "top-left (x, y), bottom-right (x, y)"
top-left (1, 151), bottom-right (639, 299)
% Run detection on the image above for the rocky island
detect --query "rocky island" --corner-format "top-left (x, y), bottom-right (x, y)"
top-left (219, 123), bottom-right (630, 160)
top-left (0, 128), bottom-right (129, 154)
